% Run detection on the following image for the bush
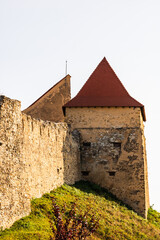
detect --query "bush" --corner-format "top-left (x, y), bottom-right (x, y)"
top-left (49, 196), bottom-right (99, 239)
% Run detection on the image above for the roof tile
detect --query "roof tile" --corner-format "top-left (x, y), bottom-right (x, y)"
top-left (64, 57), bottom-right (146, 121)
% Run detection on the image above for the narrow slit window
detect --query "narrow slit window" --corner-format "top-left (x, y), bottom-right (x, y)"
top-left (40, 127), bottom-right (42, 136)
top-left (113, 142), bottom-right (121, 148)
top-left (83, 142), bottom-right (91, 147)
top-left (31, 122), bottom-right (34, 131)
top-left (109, 171), bottom-right (116, 176)
top-left (81, 171), bottom-right (90, 176)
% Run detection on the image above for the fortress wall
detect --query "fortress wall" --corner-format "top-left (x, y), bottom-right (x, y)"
top-left (0, 96), bottom-right (80, 230)
top-left (65, 107), bottom-right (149, 218)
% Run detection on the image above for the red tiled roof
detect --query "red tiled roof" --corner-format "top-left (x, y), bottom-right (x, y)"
top-left (63, 57), bottom-right (146, 121)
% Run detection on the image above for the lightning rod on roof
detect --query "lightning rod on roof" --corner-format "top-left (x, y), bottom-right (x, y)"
top-left (65, 60), bottom-right (67, 76)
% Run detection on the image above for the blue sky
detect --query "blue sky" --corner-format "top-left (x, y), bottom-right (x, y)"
top-left (1, 0), bottom-right (160, 211)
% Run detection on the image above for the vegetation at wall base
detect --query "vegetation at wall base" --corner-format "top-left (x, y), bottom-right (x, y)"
top-left (0, 181), bottom-right (160, 240)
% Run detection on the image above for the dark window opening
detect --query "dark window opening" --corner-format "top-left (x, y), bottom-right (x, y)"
top-left (57, 168), bottom-right (59, 174)
top-left (81, 171), bottom-right (90, 176)
top-left (113, 142), bottom-right (121, 148)
top-left (0, 142), bottom-right (2, 146)
top-left (22, 119), bottom-right (24, 130)
top-left (31, 122), bottom-right (34, 131)
top-left (109, 171), bottom-right (116, 176)
top-left (83, 142), bottom-right (91, 147)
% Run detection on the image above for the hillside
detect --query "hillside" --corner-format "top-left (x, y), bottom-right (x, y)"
top-left (0, 181), bottom-right (160, 240)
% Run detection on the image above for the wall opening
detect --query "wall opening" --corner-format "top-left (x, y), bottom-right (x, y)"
top-left (22, 119), bottom-right (24, 130)
top-left (81, 171), bottom-right (90, 176)
top-left (83, 142), bottom-right (91, 147)
top-left (31, 122), bottom-right (34, 131)
top-left (108, 171), bottom-right (116, 176)
top-left (40, 127), bottom-right (42, 136)
top-left (113, 142), bottom-right (121, 149)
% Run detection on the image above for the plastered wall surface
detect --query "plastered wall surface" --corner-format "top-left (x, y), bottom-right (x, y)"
top-left (0, 96), bottom-right (80, 230)
top-left (23, 75), bottom-right (71, 122)
top-left (65, 107), bottom-right (149, 218)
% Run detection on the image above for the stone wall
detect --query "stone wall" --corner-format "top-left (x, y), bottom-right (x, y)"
top-left (0, 96), bottom-right (81, 230)
top-left (65, 107), bottom-right (149, 218)
top-left (0, 96), bottom-right (149, 230)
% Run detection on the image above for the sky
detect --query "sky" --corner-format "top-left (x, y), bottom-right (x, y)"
top-left (0, 0), bottom-right (160, 211)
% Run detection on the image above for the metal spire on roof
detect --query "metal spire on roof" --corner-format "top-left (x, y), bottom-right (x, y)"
top-left (65, 60), bottom-right (67, 76)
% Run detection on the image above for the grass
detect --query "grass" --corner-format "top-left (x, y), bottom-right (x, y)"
top-left (0, 181), bottom-right (160, 239)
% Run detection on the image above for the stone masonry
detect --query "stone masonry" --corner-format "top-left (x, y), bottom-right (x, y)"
top-left (63, 57), bottom-right (149, 219)
top-left (65, 107), bottom-right (149, 218)
top-left (0, 96), bottom-right (81, 230)
top-left (0, 57), bottom-right (149, 230)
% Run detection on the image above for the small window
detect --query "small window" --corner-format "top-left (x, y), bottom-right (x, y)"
top-left (31, 122), bottom-right (34, 131)
top-left (113, 142), bottom-right (121, 148)
top-left (109, 171), bottom-right (116, 176)
top-left (40, 127), bottom-right (42, 136)
top-left (83, 142), bottom-right (91, 147)
top-left (22, 119), bottom-right (24, 130)
top-left (81, 171), bottom-right (90, 176)
top-left (48, 129), bottom-right (50, 137)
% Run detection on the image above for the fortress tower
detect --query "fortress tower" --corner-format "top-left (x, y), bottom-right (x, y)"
top-left (63, 57), bottom-right (149, 218)
top-left (0, 57), bottom-right (149, 230)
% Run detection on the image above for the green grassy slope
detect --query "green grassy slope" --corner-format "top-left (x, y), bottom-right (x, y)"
top-left (0, 181), bottom-right (160, 240)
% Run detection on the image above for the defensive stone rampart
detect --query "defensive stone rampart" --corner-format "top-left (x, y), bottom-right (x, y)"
top-left (0, 96), bottom-right (81, 230)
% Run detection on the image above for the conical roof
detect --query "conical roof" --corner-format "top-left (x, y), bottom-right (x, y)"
top-left (64, 57), bottom-right (146, 121)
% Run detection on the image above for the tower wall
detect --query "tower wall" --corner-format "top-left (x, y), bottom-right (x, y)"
top-left (65, 106), bottom-right (149, 218)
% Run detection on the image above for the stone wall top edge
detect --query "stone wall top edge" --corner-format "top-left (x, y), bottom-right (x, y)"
top-left (0, 95), bottom-right (69, 130)
top-left (0, 95), bottom-right (21, 104)
top-left (22, 112), bottom-right (68, 129)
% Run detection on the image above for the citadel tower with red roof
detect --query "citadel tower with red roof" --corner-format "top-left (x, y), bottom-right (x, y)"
top-left (0, 57), bottom-right (150, 230)
top-left (64, 57), bottom-right (149, 218)
top-left (64, 57), bottom-right (146, 120)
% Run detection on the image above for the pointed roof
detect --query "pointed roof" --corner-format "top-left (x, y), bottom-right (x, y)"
top-left (63, 57), bottom-right (146, 121)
